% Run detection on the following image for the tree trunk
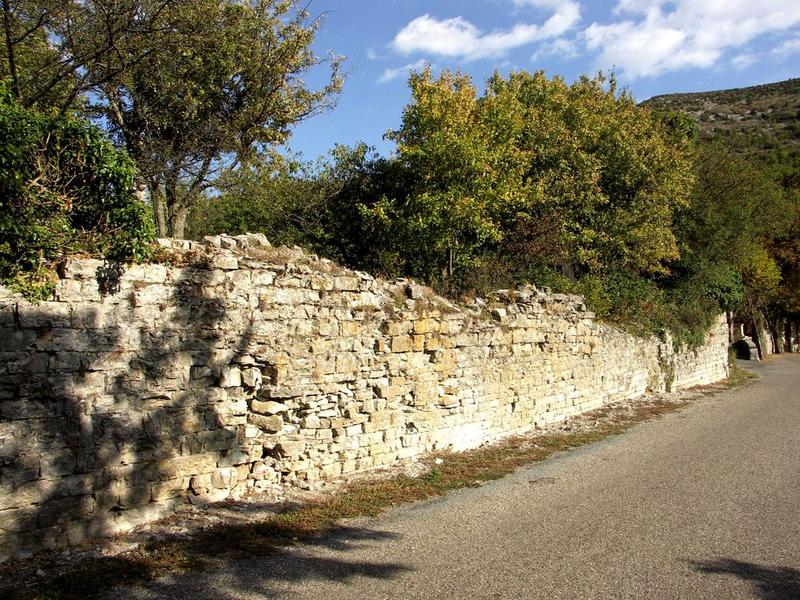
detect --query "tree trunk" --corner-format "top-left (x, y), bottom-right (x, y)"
top-left (770, 314), bottom-right (784, 354)
top-left (2, 0), bottom-right (20, 100)
top-left (149, 182), bottom-right (168, 237)
top-left (751, 310), bottom-right (774, 359)
top-left (172, 205), bottom-right (189, 239)
top-left (446, 247), bottom-right (454, 279)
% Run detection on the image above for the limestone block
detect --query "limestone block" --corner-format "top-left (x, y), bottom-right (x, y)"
top-left (132, 285), bottom-right (170, 306)
top-left (384, 321), bottom-right (411, 336)
top-left (217, 447), bottom-right (251, 467)
top-left (355, 292), bottom-right (382, 310)
top-left (248, 413), bottom-right (283, 433)
top-left (0, 481), bottom-right (54, 511)
top-left (345, 424), bottom-right (364, 437)
top-left (0, 508), bottom-right (35, 534)
top-left (219, 366), bottom-right (242, 388)
top-left (242, 367), bottom-right (263, 390)
top-left (333, 276), bottom-right (359, 291)
top-left (60, 258), bottom-right (104, 280)
top-left (301, 414), bottom-right (321, 428)
top-left (250, 399), bottom-right (289, 415)
top-left (143, 265), bottom-right (168, 284)
top-left (252, 271), bottom-right (276, 286)
top-left (425, 335), bottom-right (442, 351)
top-left (54, 279), bottom-right (83, 302)
top-left (391, 335), bottom-right (413, 353)
top-left (211, 254), bottom-right (239, 270)
top-left (151, 478), bottom-right (189, 502)
top-left (157, 454), bottom-right (218, 479)
top-left (373, 385), bottom-right (404, 400)
top-left (413, 319), bottom-right (438, 334)
top-left (16, 302), bottom-right (71, 328)
top-left (190, 365), bottom-right (214, 380)
top-left (211, 467), bottom-right (238, 489)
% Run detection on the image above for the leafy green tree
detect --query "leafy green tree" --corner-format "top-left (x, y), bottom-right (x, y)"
top-left (672, 145), bottom-right (792, 312)
top-left (368, 68), bottom-right (528, 282)
top-left (187, 155), bottom-right (339, 248)
top-left (1, 0), bottom-right (342, 238)
top-left (0, 84), bottom-right (153, 299)
top-left (364, 68), bottom-right (695, 287)
top-left (90, 0), bottom-right (343, 238)
top-left (491, 71), bottom-right (696, 277)
top-left (0, 0), bottom-right (169, 111)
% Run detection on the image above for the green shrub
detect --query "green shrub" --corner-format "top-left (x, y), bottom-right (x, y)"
top-left (0, 84), bottom-right (153, 300)
top-left (575, 272), bottom-right (668, 336)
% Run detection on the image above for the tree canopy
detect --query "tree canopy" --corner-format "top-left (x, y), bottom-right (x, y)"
top-left (360, 68), bottom-right (696, 286)
top-left (1, 0), bottom-right (343, 237)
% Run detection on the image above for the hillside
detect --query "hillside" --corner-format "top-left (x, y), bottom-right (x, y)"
top-left (645, 78), bottom-right (800, 166)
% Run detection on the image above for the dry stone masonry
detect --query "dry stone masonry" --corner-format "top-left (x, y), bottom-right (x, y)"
top-left (0, 234), bottom-right (730, 561)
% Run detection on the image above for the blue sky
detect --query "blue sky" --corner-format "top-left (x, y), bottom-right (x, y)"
top-left (289, 0), bottom-right (800, 160)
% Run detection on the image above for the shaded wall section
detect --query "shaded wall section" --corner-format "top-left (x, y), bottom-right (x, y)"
top-left (0, 235), bottom-right (730, 561)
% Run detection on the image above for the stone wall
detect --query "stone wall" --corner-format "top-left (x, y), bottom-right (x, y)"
top-left (0, 235), bottom-right (730, 561)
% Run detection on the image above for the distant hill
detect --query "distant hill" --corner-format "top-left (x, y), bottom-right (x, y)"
top-left (645, 78), bottom-right (800, 167)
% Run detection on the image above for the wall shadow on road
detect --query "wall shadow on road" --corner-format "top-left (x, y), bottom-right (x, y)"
top-left (138, 525), bottom-right (412, 600)
top-left (22, 524), bottom-right (410, 600)
top-left (689, 558), bottom-right (800, 600)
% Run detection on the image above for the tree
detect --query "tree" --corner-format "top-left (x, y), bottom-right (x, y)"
top-left (672, 145), bottom-right (791, 313)
top-left (0, 84), bottom-right (153, 299)
top-left (0, 0), bottom-right (171, 112)
top-left (186, 154), bottom-right (339, 248)
top-left (489, 71), bottom-right (695, 277)
top-left (364, 68), bottom-right (695, 287)
top-left (370, 68), bottom-right (528, 282)
top-left (1, 1), bottom-right (343, 238)
top-left (186, 143), bottom-right (399, 271)
top-left (92, 0), bottom-right (342, 238)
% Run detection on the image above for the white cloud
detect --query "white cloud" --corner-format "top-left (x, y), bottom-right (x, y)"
top-left (390, 1), bottom-right (581, 61)
top-left (584, 1), bottom-right (800, 79)
top-left (771, 37), bottom-right (800, 59)
top-left (532, 37), bottom-right (580, 62)
top-left (377, 59), bottom-right (429, 84)
top-left (513, 0), bottom-right (582, 38)
top-left (731, 53), bottom-right (756, 70)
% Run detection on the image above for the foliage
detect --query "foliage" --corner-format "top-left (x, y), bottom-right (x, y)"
top-left (359, 69), bottom-right (695, 287)
top-left (373, 68), bottom-right (528, 281)
top-left (648, 77), bottom-right (800, 328)
top-left (0, 0), bottom-right (169, 112)
top-left (187, 162), bottom-right (334, 248)
top-left (671, 145), bottom-right (791, 312)
top-left (0, 84), bottom-right (153, 300)
top-left (190, 69), bottom-right (798, 346)
top-left (90, 0), bottom-right (343, 238)
top-left (187, 144), bottom-right (381, 258)
top-left (0, 0), bottom-right (343, 238)
top-left (487, 71), bottom-right (696, 277)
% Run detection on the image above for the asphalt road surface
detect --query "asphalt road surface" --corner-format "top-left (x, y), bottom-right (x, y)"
top-left (118, 356), bottom-right (800, 599)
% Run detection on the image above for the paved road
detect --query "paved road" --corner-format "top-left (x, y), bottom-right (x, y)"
top-left (121, 356), bottom-right (800, 599)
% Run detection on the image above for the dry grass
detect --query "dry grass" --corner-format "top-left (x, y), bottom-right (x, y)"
top-left (722, 359), bottom-right (759, 389)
